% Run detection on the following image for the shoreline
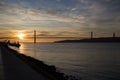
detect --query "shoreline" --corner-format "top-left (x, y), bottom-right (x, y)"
top-left (54, 37), bottom-right (120, 43)
top-left (2, 43), bottom-right (80, 80)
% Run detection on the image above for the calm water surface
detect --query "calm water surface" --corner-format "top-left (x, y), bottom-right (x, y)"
top-left (15, 43), bottom-right (120, 80)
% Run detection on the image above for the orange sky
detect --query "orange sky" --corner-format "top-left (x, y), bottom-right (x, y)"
top-left (0, 30), bottom-right (119, 42)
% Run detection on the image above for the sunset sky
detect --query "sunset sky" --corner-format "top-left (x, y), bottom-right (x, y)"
top-left (0, 0), bottom-right (120, 42)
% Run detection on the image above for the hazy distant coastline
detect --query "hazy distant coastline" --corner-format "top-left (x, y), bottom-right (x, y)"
top-left (54, 37), bottom-right (120, 43)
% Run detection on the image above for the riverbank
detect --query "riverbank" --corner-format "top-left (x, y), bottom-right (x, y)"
top-left (0, 42), bottom-right (50, 80)
top-left (0, 42), bottom-right (80, 80)
top-left (55, 37), bottom-right (120, 43)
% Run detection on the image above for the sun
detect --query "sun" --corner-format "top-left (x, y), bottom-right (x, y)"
top-left (17, 33), bottom-right (25, 40)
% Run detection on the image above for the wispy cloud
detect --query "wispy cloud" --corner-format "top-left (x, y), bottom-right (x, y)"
top-left (0, 0), bottom-right (120, 41)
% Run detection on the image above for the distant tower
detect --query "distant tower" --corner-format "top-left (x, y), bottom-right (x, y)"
top-left (91, 32), bottom-right (93, 39)
top-left (113, 32), bottom-right (115, 38)
top-left (34, 30), bottom-right (36, 44)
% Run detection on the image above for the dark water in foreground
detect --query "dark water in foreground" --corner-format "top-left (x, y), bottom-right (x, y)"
top-left (13, 43), bottom-right (120, 80)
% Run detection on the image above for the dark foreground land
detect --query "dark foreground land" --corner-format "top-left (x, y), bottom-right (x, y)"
top-left (0, 42), bottom-right (50, 80)
top-left (55, 37), bottom-right (120, 43)
top-left (0, 42), bottom-right (79, 80)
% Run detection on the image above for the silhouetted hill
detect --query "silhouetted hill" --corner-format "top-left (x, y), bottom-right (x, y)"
top-left (55, 37), bottom-right (120, 43)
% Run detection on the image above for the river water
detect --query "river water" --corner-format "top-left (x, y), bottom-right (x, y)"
top-left (13, 43), bottom-right (120, 80)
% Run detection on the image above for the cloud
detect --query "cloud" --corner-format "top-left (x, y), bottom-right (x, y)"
top-left (89, 2), bottom-right (106, 14)
top-left (56, 0), bottom-right (61, 2)
top-left (0, 0), bottom-right (120, 38)
top-left (0, 0), bottom-right (96, 30)
top-left (0, 2), bottom-right (84, 26)
top-left (37, 30), bottom-right (86, 38)
top-left (79, 0), bottom-right (89, 4)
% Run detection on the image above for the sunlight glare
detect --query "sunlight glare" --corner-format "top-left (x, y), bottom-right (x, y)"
top-left (17, 33), bottom-right (25, 40)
